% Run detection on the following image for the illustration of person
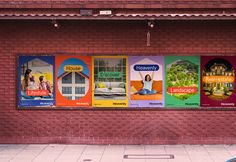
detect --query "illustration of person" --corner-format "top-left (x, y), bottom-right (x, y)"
top-left (136, 71), bottom-right (157, 95)
top-left (39, 76), bottom-right (52, 98)
top-left (21, 69), bottom-right (39, 99)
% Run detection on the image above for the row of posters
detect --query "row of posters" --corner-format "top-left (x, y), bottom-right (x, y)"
top-left (18, 55), bottom-right (236, 108)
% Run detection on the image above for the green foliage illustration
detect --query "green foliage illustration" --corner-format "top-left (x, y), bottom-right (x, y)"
top-left (166, 60), bottom-right (198, 100)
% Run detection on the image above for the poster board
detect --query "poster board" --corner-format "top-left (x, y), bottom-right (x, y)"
top-left (201, 56), bottom-right (236, 107)
top-left (165, 56), bottom-right (200, 107)
top-left (55, 56), bottom-right (92, 107)
top-left (17, 55), bottom-right (236, 109)
top-left (92, 56), bottom-right (128, 107)
top-left (128, 56), bottom-right (164, 107)
top-left (18, 56), bottom-right (55, 107)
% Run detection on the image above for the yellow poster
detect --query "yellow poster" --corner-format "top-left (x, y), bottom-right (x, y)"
top-left (92, 56), bottom-right (128, 107)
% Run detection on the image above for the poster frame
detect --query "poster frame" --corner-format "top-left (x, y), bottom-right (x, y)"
top-left (128, 56), bottom-right (165, 108)
top-left (55, 55), bottom-right (92, 108)
top-left (200, 56), bottom-right (236, 107)
top-left (17, 55), bottom-right (55, 109)
top-left (165, 56), bottom-right (200, 108)
top-left (92, 55), bottom-right (129, 108)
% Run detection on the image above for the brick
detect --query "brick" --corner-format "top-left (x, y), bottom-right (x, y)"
top-left (0, 20), bottom-right (236, 144)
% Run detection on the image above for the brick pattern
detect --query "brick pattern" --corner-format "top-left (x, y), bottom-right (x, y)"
top-left (0, 0), bottom-right (236, 9)
top-left (0, 20), bottom-right (236, 144)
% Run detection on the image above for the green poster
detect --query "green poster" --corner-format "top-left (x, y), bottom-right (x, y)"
top-left (165, 56), bottom-right (200, 107)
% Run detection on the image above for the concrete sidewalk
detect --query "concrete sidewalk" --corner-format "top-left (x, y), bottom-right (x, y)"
top-left (0, 144), bottom-right (235, 162)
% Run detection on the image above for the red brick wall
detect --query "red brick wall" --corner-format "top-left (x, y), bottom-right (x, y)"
top-left (0, 20), bottom-right (236, 144)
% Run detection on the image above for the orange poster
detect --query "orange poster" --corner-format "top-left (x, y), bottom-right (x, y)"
top-left (56, 56), bottom-right (92, 107)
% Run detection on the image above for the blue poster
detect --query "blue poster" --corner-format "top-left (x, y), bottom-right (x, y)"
top-left (18, 56), bottom-right (55, 107)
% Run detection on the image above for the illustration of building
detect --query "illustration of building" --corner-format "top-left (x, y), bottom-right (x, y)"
top-left (58, 72), bottom-right (89, 100)
top-left (203, 63), bottom-right (234, 96)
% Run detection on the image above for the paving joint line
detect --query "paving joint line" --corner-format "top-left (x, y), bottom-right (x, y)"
top-left (122, 145), bottom-right (127, 162)
top-left (31, 144), bottom-right (49, 162)
top-left (54, 144), bottom-right (68, 162)
top-left (164, 145), bottom-right (170, 162)
top-left (224, 145), bottom-right (233, 157)
top-left (8, 145), bottom-right (28, 162)
top-left (76, 145), bottom-right (88, 162)
top-left (183, 145), bottom-right (193, 162)
top-left (99, 145), bottom-right (106, 162)
top-left (203, 145), bottom-right (215, 162)
top-left (0, 144), bottom-right (9, 153)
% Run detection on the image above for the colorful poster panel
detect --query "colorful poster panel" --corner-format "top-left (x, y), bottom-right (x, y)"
top-left (56, 56), bottom-right (92, 107)
top-left (92, 56), bottom-right (128, 107)
top-left (201, 56), bottom-right (236, 107)
top-left (128, 56), bottom-right (164, 107)
top-left (165, 56), bottom-right (200, 107)
top-left (18, 56), bottom-right (55, 107)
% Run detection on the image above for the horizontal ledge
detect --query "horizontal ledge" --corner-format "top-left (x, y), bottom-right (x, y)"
top-left (1, 17), bottom-right (236, 20)
top-left (0, 2), bottom-right (236, 9)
